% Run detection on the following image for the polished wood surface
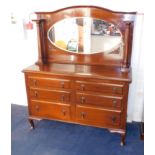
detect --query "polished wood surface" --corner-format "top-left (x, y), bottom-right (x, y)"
top-left (33, 6), bottom-right (136, 69)
top-left (28, 76), bottom-right (71, 89)
top-left (76, 93), bottom-right (122, 110)
top-left (23, 63), bottom-right (132, 82)
top-left (75, 81), bottom-right (124, 95)
top-left (23, 6), bottom-right (136, 146)
top-left (30, 100), bottom-right (71, 120)
top-left (23, 66), bottom-right (130, 145)
top-left (76, 105), bottom-right (121, 128)
top-left (29, 89), bottom-right (71, 103)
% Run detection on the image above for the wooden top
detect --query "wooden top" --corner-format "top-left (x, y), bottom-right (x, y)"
top-left (35, 5), bottom-right (137, 15)
top-left (23, 63), bottom-right (131, 82)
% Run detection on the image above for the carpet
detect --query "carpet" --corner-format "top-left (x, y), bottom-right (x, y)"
top-left (11, 104), bottom-right (144, 155)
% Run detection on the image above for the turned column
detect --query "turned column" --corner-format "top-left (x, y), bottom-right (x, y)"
top-left (121, 21), bottom-right (134, 72)
top-left (33, 19), bottom-right (47, 64)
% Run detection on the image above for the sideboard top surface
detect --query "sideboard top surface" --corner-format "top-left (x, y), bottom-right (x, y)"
top-left (23, 63), bottom-right (131, 82)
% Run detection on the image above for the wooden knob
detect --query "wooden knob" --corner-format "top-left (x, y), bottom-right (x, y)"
top-left (61, 109), bottom-right (66, 116)
top-left (81, 112), bottom-right (86, 119)
top-left (112, 87), bottom-right (117, 93)
top-left (61, 94), bottom-right (65, 102)
top-left (81, 96), bottom-right (85, 104)
top-left (34, 91), bottom-right (38, 97)
top-left (111, 116), bottom-right (117, 123)
top-left (61, 82), bottom-right (65, 88)
top-left (33, 80), bottom-right (37, 86)
top-left (112, 100), bottom-right (117, 107)
top-left (35, 105), bottom-right (39, 112)
top-left (81, 84), bottom-right (85, 91)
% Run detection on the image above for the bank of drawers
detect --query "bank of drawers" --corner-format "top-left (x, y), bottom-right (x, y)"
top-left (75, 81), bottom-right (124, 127)
top-left (27, 75), bottom-right (124, 128)
top-left (27, 76), bottom-right (71, 121)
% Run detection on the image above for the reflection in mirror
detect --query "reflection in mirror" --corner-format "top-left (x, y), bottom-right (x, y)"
top-left (48, 17), bottom-right (123, 55)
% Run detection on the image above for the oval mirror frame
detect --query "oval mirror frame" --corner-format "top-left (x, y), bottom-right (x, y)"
top-left (47, 17), bottom-right (123, 55)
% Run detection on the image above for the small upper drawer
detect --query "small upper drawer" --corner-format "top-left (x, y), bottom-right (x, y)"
top-left (28, 76), bottom-right (70, 89)
top-left (76, 93), bottom-right (122, 110)
top-left (75, 81), bottom-right (124, 95)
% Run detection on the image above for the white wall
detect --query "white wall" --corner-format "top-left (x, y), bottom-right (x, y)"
top-left (5, 0), bottom-right (144, 122)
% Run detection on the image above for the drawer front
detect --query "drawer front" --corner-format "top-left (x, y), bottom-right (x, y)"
top-left (28, 77), bottom-right (70, 89)
top-left (76, 81), bottom-right (123, 95)
top-left (76, 93), bottom-right (122, 110)
top-left (30, 100), bottom-right (71, 120)
top-left (76, 106), bottom-right (121, 127)
top-left (29, 89), bottom-right (70, 103)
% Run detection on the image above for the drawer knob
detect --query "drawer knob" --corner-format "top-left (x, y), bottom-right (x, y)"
top-left (61, 109), bottom-right (66, 116)
top-left (81, 96), bottom-right (85, 104)
top-left (80, 84), bottom-right (85, 91)
top-left (35, 105), bottom-right (40, 112)
top-left (33, 80), bottom-right (37, 86)
top-left (34, 91), bottom-right (38, 97)
top-left (61, 94), bottom-right (65, 102)
top-left (80, 112), bottom-right (86, 119)
top-left (61, 82), bottom-right (65, 88)
top-left (111, 116), bottom-right (117, 123)
top-left (112, 100), bottom-right (117, 107)
top-left (112, 87), bottom-right (117, 93)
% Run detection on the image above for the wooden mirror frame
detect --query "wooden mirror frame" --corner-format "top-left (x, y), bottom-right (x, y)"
top-left (33, 6), bottom-right (136, 71)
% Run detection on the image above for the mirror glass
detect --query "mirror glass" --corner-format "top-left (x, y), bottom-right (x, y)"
top-left (48, 17), bottom-right (123, 54)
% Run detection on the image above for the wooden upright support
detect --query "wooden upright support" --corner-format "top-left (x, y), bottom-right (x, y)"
top-left (33, 19), bottom-right (47, 64)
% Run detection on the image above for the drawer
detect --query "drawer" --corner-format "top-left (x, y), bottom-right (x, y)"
top-left (76, 81), bottom-right (123, 95)
top-left (28, 76), bottom-right (70, 89)
top-left (29, 89), bottom-right (70, 103)
top-left (29, 100), bottom-right (71, 120)
top-left (76, 93), bottom-right (122, 110)
top-left (76, 106), bottom-right (121, 127)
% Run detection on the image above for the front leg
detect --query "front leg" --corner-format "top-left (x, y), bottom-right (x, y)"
top-left (120, 132), bottom-right (126, 146)
top-left (28, 118), bottom-right (35, 129)
top-left (108, 129), bottom-right (126, 146)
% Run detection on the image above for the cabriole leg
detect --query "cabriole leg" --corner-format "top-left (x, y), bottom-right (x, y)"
top-left (28, 118), bottom-right (35, 129)
top-left (120, 133), bottom-right (126, 146)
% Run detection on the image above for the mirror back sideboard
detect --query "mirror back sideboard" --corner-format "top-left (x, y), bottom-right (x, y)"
top-left (23, 6), bottom-right (136, 146)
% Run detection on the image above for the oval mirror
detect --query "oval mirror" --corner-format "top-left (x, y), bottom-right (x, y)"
top-left (48, 17), bottom-right (123, 54)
